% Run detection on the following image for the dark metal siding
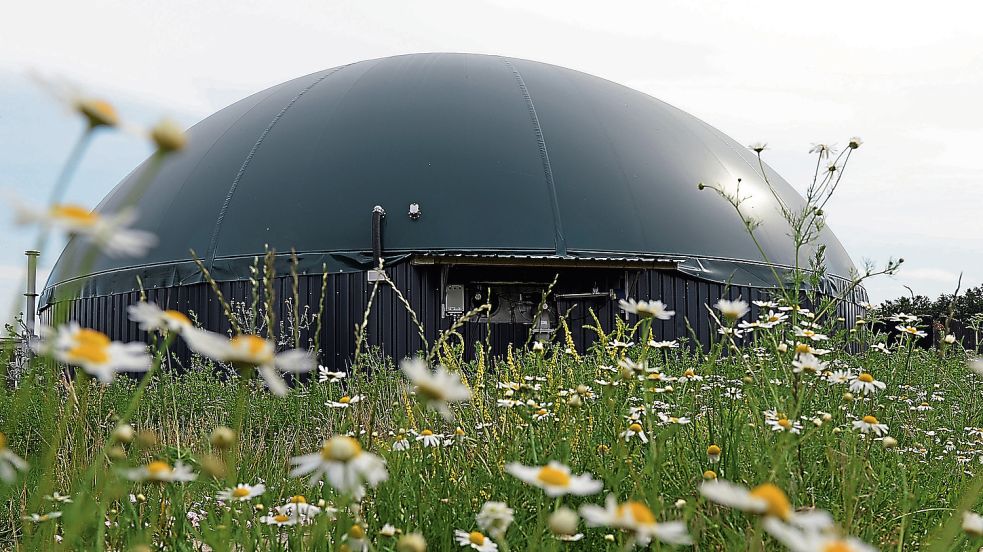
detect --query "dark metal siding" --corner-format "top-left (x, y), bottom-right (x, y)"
top-left (40, 264), bottom-right (868, 367)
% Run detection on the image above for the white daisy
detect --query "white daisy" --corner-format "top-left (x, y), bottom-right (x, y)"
top-left (182, 328), bottom-right (313, 396)
top-left (318, 366), bottom-right (347, 383)
top-left (963, 511), bottom-right (983, 536)
top-left (701, 480), bottom-right (802, 523)
top-left (400, 357), bottom-right (471, 421)
top-left (618, 299), bottom-right (675, 320)
top-left (127, 302), bottom-right (193, 334)
top-left (748, 142), bottom-right (768, 153)
top-left (216, 483), bottom-right (266, 502)
top-left (289, 436), bottom-right (388, 500)
top-left (763, 517), bottom-right (875, 552)
top-left (715, 299), bottom-right (750, 320)
top-left (0, 433), bottom-right (28, 483)
top-left (648, 340), bottom-right (679, 349)
top-left (852, 415), bottom-right (889, 436)
top-left (416, 430), bottom-right (443, 447)
top-left (970, 358), bottom-right (983, 376)
top-left (476, 501), bottom-right (514, 539)
top-left (12, 201), bottom-right (157, 257)
top-left (620, 422), bottom-right (648, 443)
top-left (33, 323), bottom-right (150, 384)
top-left (849, 373), bottom-right (886, 395)
top-left (895, 324), bottom-right (927, 339)
top-left (791, 353), bottom-right (827, 374)
top-left (794, 328), bottom-right (828, 342)
top-left (505, 461), bottom-right (603, 497)
top-left (580, 494), bottom-right (692, 546)
top-left (766, 417), bottom-right (802, 434)
top-left (122, 460), bottom-right (196, 483)
top-left (21, 511), bottom-right (62, 524)
top-left (454, 530), bottom-right (498, 551)
top-left (826, 370), bottom-right (853, 384)
top-left (326, 395), bottom-right (364, 408)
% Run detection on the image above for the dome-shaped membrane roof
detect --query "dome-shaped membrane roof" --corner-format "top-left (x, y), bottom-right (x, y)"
top-left (44, 53), bottom-right (856, 301)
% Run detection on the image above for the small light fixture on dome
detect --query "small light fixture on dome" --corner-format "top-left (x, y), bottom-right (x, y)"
top-left (408, 203), bottom-right (421, 220)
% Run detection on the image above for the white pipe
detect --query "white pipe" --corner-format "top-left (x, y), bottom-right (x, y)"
top-left (24, 250), bottom-right (39, 338)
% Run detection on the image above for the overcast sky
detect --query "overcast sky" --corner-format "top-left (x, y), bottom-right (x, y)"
top-left (0, 0), bottom-right (980, 315)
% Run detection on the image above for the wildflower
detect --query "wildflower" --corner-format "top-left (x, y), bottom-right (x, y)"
top-left (476, 501), bottom-right (514, 539)
top-left (289, 436), bottom-right (388, 500)
top-left (380, 524), bottom-right (398, 537)
top-left (580, 495), bottom-right (692, 546)
top-left (657, 413), bottom-right (691, 426)
top-left (326, 395), bottom-right (364, 408)
top-left (794, 328), bottom-right (828, 342)
top-left (871, 343), bottom-right (891, 354)
top-left (416, 430), bottom-right (442, 447)
top-left (278, 495), bottom-right (325, 520)
top-left (549, 506), bottom-right (581, 538)
top-left (619, 298), bottom-right (674, 320)
top-left (44, 492), bottom-right (73, 504)
top-left (127, 302), bottom-right (193, 334)
top-left (621, 422), bottom-right (648, 444)
top-left (397, 533), bottom-right (427, 552)
top-left (754, 300), bottom-right (779, 308)
top-left (701, 480), bottom-right (794, 521)
top-left (607, 340), bottom-right (634, 350)
top-left (532, 341), bottom-right (545, 352)
top-left (506, 461), bottom-right (603, 497)
top-left (826, 369), bottom-right (853, 384)
top-left (181, 328), bottom-right (313, 396)
top-left (715, 299), bottom-right (750, 320)
top-left (149, 118), bottom-right (187, 152)
top-left (792, 353), bottom-right (827, 374)
top-left (112, 423), bottom-right (135, 443)
top-left (261, 512), bottom-right (301, 526)
top-left (848, 136), bottom-right (863, 149)
top-left (618, 358), bottom-right (647, 376)
top-left (963, 511), bottom-right (983, 536)
top-left (761, 310), bottom-right (788, 327)
top-left (707, 444), bottom-right (722, 463)
top-left (318, 366), bottom-right (347, 383)
top-left (748, 142), bottom-right (768, 153)
top-left (123, 460), bottom-right (196, 483)
top-left (852, 415), bottom-right (889, 436)
top-left (680, 368), bottom-right (703, 382)
top-left (210, 426), bottom-right (236, 450)
top-left (454, 530), bottom-right (497, 551)
top-left (943, 334), bottom-right (956, 344)
top-left (971, 358), bottom-right (983, 376)
top-left (12, 200), bottom-right (157, 257)
top-left (765, 415), bottom-right (802, 434)
top-left (896, 324), bottom-right (927, 338)
top-left (703, 470), bottom-right (718, 480)
top-left (400, 357), bottom-right (471, 421)
top-left (763, 518), bottom-right (875, 552)
top-left (33, 323), bottom-right (150, 384)
top-left (0, 433), bottom-right (28, 484)
top-left (217, 483), bottom-right (266, 502)
top-left (648, 339), bottom-right (679, 349)
top-left (808, 143), bottom-right (836, 155)
top-left (21, 511), bottom-right (62, 523)
top-left (882, 436), bottom-right (898, 449)
top-left (849, 373), bottom-right (886, 395)
top-left (392, 432), bottom-right (411, 451)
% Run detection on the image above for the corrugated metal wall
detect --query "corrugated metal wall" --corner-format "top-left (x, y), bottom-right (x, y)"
top-left (40, 263), bottom-right (867, 367)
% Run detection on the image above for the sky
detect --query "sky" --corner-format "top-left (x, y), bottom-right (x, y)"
top-left (0, 0), bottom-right (980, 316)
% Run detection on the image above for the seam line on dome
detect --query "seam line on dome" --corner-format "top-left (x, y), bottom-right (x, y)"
top-left (204, 65), bottom-right (352, 267)
top-left (501, 58), bottom-right (567, 256)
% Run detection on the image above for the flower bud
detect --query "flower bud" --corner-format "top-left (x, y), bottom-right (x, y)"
top-left (396, 533), bottom-right (427, 552)
top-left (210, 426), bottom-right (236, 450)
top-left (112, 423), bottom-right (135, 443)
top-left (150, 118), bottom-right (187, 152)
top-left (549, 507), bottom-right (580, 536)
top-left (882, 436), bottom-right (898, 449)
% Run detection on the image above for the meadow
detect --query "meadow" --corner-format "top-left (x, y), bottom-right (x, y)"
top-left (1, 89), bottom-right (982, 551)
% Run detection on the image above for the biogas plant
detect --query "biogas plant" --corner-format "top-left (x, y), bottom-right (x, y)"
top-left (40, 53), bottom-right (866, 365)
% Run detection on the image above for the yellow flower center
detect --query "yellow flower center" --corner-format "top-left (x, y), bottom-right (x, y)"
top-left (628, 423), bottom-right (643, 433)
top-left (703, 470), bottom-right (717, 480)
top-left (147, 461), bottom-right (172, 477)
top-left (0, 432), bottom-right (6, 449)
top-left (415, 381), bottom-right (445, 401)
top-left (823, 541), bottom-right (853, 552)
top-left (50, 204), bottom-right (100, 226)
top-left (230, 335), bottom-right (274, 364)
top-left (349, 525), bottom-right (366, 539)
top-left (469, 531), bottom-right (486, 545)
top-left (274, 514), bottom-right (290, 523)
top-left (684, 369), bottom-right (695, 378)
top-left (339, 396), bottom-right (351, 404)
top-left (749, 483), bottom-right (792, 520)
top-left (163, 310), bottom-right (191, 326)
top-left (66, 328), bottom-right (111, 364)
top-left (802, 330), bottom-right (815, 337)
top-left (420, 430), bottom-right (434, 436)
top-left (862, 415), bottom-right (879, 424)
top-left (536, 408), bottom-right (548, 416)
top-left (905, 326), bottom-right (917, 333)
top-left (920, 402), bottom-right (929, 407)
top-left (536, 466), bottom-right (571, 487)
top-left (455, 427), bottom-right (465, 436)
top-left (768, 315), bottom-right (780, 322)
top-left (707, 445), bottom-right (721, 456)
top-left (795, 343), bottom-right (811, 354)
top-left (290, 495), bottom-right (307, 504)
top-left (320, 436), bottom-right (362, 461)
top-left (232, 487), bottom-right (251, 498)
top-left (858, 373), bottom-right (874, 383)
top-left (777, 418), bottom-right (792, 429)
top-left (77, 98), bottom-right (119, 127)
top-left (617, 501), bottom-right (656, 525)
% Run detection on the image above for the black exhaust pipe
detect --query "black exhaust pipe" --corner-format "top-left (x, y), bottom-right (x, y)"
top-left (372, 205), bottom-right (385, 268)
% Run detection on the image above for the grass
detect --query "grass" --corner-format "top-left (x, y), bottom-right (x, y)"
top-left (1, 313), bottom-right (982, 550)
